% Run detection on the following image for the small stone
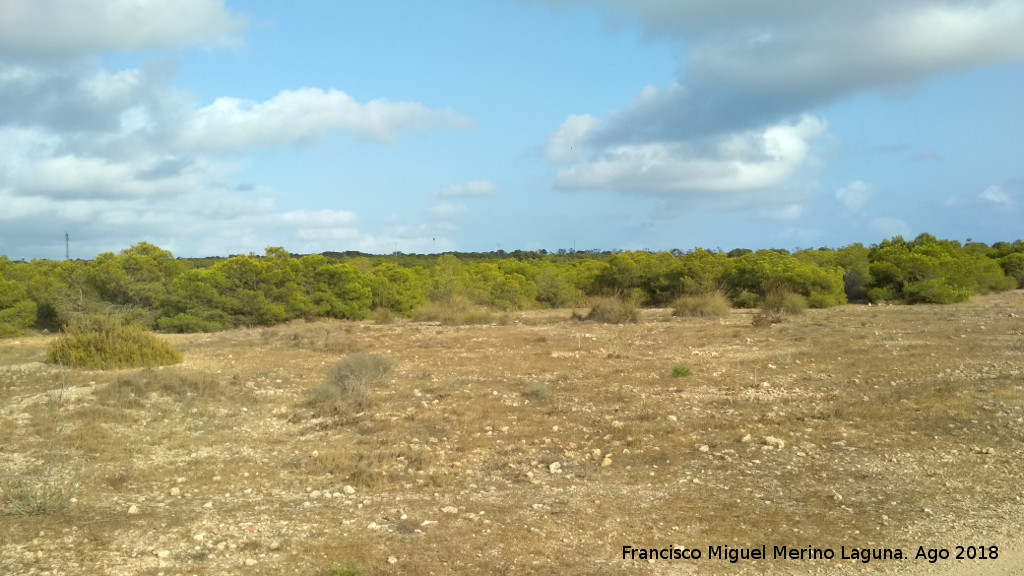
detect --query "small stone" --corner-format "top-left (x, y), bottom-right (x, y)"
top-left (203, 501), bottom-right (213, 509)
top-left (667, 415), bottom-right (678, 422)
top-left (388, 556), bottom-right (398, 565)
top-left (169, 487), bottom-right (181, 497)
top-left (244, 558), bottom-right (258, 566)
top-left (612, 420), bottom-right (624, 429)
top-left (741, 434), bottom-right (752, 443)
top-left (269, 540), bottom-right (281, 551)
top-left (441, 506), bottom-right (459, 514)
top-left (601, 456), bottom-right (613, 467)
top-left (764, 436), bottom-right (786, 450)
top-left (698, 445), bottom-right (710, 453)
top-left (127, 504), bottom-right (139, 514)
top-left (981, 447), bottom-right (995, 455)
top-left (548, 462), bottom-right (562, 474)
top-left (156, 550), bottom-right (171, 559)
top-left (343, 485), bottom-right (356, 495)
top-left (310, 490), bottom-right (322, 499)
top-left (193, 532), bottom-right (205, 542)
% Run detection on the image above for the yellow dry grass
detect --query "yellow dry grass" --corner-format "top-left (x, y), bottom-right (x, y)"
top-left (1, 293), bottom-right (1023, 575)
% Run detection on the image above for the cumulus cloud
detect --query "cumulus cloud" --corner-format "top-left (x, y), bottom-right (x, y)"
top-left (835, 180), bottom-right (874, 214)
top-left (541, 0), bottom-right (1024, 195)
top-left (179, 89), bottom-right (473, 151)
top-left (0, 0), bottom-right (246, 57)
top-left (0, 5), bottom-right (474, 257)
top-left (979, 184), bottom-right (1014, 210)
top-left (552, 114), bottom-right (825, 193)
top-left (439, 180), bottom-right (497, 197)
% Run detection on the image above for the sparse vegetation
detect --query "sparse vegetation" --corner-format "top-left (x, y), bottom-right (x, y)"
top-left (1, 292), bottom-right (1023, 573)
top-left (314, 353), bottom-right (394, 404)
top-left (671, 364), bottom-right (692, 378)
top-left (578, 295), bottom-right (638, 323)
top-left (45, 314), bottom-right (182, 369)
top-left (671, 291), bottom-right (732, 317)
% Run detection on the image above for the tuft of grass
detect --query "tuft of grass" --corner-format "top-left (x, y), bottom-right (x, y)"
top-left (761, 285), bottom-right (807, 315)
top-left (370, 307), bottom-right (398, 324)
top-left (522, 382), bottom-right (551, 400)
top-left (751, 311), bottom-right (784, 328)
top-left (46, 314), bottom-right (182, 369)
top-left (313, 354), bottom-right (394, 405)
top-left (578, 296), bottom-right (639, 324)
top-left (671, 291), bottom-right (732, 318)
top-left (671, 364), bottom-right (692, 378)
top-left (1, 372), bottom-right (81, 515)
top-left (0, 475), bottom-right (80, 515)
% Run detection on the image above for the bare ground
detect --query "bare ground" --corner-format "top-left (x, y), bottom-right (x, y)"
top-left (2, 291), bottom-right (1023, 575)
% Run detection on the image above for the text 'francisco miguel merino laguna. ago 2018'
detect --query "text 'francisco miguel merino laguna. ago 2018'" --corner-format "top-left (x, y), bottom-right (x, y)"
top-left (621, 544), bottom-right (908, 564)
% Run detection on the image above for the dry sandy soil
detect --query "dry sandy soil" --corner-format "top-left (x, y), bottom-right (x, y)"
top-left (2, 292), bottom-right (1023, 575)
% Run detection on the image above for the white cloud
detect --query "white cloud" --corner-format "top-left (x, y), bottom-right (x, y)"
top-left (870, 216), bottom-right (911, 239)
top-left (835, 180), bottom-right (874, 214)
top-left (429, 202), bottom-right (469, 219)
top-left (552, 115), bottom-right (825, 193)
top-left (546, 114), bottom-right (600, 162)
top-left (979, 184), bottom-right (1014, 210)
top-left (0, 0), bottom-right (246, 56)
top-left (439, 180), bottom-right (497, 197)
top-left (540, 0), bottom-right (1024, 203)
top-left (179, 89), bottom-right (473, 152)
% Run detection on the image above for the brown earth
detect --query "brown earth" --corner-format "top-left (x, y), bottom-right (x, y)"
top-left (1, 292), bottom-right (1023, 575)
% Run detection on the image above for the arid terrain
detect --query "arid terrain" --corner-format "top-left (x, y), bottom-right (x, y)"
top-left (2, 292), bottom-right (1023, 575)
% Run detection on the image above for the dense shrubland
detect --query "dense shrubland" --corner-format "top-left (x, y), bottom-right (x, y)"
top-left (1, 234), bottom-right (1022, 337)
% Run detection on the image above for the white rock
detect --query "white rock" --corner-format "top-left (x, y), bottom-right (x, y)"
top-left (764, 436), bottom-right (786, 450)
top-left (601, 456), bottom-right (613, 468)
top-left (203, 501), bottom-right (213, 509)
top-left (548, 462), bottom-right (562, 474)
top-left (244, 558), bottom-right (258, 566)
top-left (127, 504), bottom-right (139, 514)
top-left (698, 445), bottom-right (710, 453)
top-left (193, 532), bottom-right (205, 542)
top-left (441, 506), bottom-right (459, 514)
top-left (310, 490), bottom-right (322, 499)
top-left (741, 434), bottom-right (752, 443)
top-left (343, 485), bottom-right (356, 495)
top-left (169, 487), bottom-right (181, 497)
top-left (387, 556), bottom-right (398, 564)
top-left (156, 550), bottom-right (171, 558)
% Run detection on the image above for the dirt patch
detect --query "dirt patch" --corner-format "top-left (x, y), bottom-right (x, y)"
top-left (2, 293), bottom-right (1023, 574)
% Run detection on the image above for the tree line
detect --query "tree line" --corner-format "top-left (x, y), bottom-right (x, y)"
top-left (1, 233), bottom-right (1022, 336)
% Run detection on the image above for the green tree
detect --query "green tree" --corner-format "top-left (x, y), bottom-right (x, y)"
top-left (0, 278), bottom-right (37, 337)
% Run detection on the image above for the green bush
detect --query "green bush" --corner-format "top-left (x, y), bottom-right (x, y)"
top-left (671, 364), bottom-right (692, 378)
top-left (0, 278), bottom-right (37, 337)
top-left (46, 315), bottom-right (183, 369)
top-left (671, 291), bottom-right (732, 318)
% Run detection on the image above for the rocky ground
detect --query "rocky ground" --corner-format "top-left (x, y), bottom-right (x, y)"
top-left (1, 292), bottom-right (1023, 575)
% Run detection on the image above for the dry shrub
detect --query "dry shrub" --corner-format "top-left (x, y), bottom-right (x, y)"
top-left (46, 315), bottom-right (182, 370)
top-left (751, 311), bottom-right (784, 328)
top-left (411, 296), bottom-right (494, 325)
top-left (671, 291), bottom-right (732, 318)
top-left (578, 296), bottom-right (639, 324)
top-left (312, 353), bottom-right (393, 407)
top-left (761, 285), bottom-right (807, 315)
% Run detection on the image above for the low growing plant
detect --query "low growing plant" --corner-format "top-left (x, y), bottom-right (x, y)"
top-left (46, 314), bottom-right (183, 369)
top-left (671, 364), bottom-right (692, 378)
top-left (314, 353), bottom-right (394, 404)
top-left (671, 291), bottom-right (732, 318)
top-left (578, 296), bottom-right (638, 324)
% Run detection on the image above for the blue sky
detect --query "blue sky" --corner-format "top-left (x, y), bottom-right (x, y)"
top-left (1, 1), bottom-right (1022, 259)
